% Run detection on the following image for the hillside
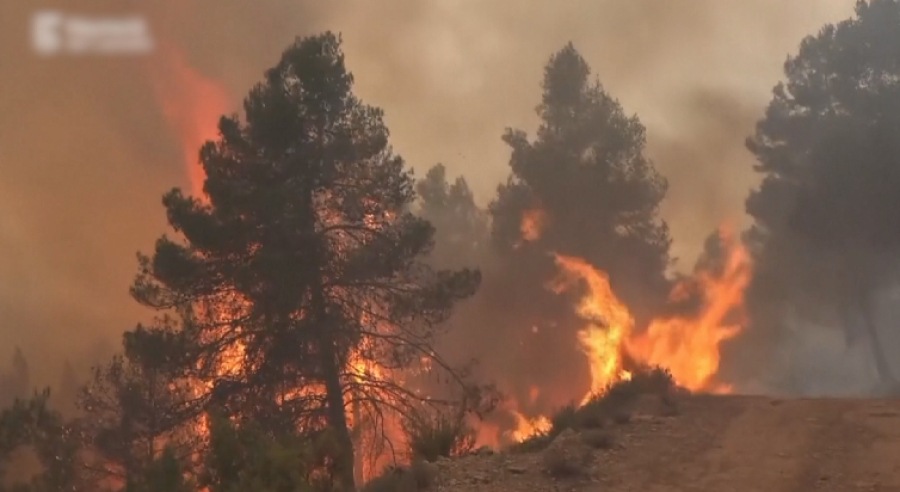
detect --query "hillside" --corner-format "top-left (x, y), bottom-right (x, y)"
top-left (406, 394), bottom-right (900, 492)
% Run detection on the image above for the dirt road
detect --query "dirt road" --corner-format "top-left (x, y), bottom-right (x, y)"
top-left (598, 395), bottom-right (900, 492)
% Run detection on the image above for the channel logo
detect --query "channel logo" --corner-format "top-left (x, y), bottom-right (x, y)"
top-left (31, 10), bottom-right (154, 56)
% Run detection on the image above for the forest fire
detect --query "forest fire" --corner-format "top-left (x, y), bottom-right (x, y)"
top-left (628, 232), bottom-right (750, 393)
top-left (146, 40), bottom-right (750, 476)
top-left (555, 233), bottom-right (750, 395)
top-left (497, 210), bottom-right (751, 442)
top-left (551, 254), bottom-right (634, 402)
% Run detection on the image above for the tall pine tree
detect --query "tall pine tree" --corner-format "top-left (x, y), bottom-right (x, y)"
top-left (129, 32), bottom-right (480, 489)
top-left (490, 43), bottom-right (672, 330)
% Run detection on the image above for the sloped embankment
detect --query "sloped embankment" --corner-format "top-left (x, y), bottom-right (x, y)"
top-left (376, 393), bottom-right (900, 492)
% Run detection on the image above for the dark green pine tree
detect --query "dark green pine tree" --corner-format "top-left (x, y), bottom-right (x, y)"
top-left (489, 43), bottom-right (672, 329)
top-left (743, 0), bottom-right (900, 387)
top-left (129, 32), bottom-right (479, 490)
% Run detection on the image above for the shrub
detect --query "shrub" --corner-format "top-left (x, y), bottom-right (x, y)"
top-left (621, 365), bottom-right (676, 395)
top-left (584, 365), bottom-right (677, 415)
top-left (580, 430), bottom-right (613, 450)
top-left (361, 466), bottom-right (416, 492)
top-left (550, 404), bottom-right (578, 432)
top-left (540, 437), bottom-right (590, 479)
top-left (542, 450), bottom-right (585, 478)
top-left (402, 407), bottom-right (476, 462)
top-left (507, 366), bottom-right (679, 454)
top-left (360, 460), bottom-right (437, 492)
top-left (611, 411), bottom-right (631, 425)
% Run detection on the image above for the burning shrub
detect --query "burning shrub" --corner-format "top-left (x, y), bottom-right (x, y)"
top-left (402, 407), bottom-right (476, 462)
top-left (619, 365), bottom-right (677, 395)
top-left (508, 432), bottom-right (554, 454)
top-left (509, 403), bottom-right (583, 453)
top-left (512, 365), bottom-right (679, 454)
top-left (582, 365), bottom-right (677, 415)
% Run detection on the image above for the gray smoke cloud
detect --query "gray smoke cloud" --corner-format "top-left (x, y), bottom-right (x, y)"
top-left (0, 0), bottom-right (855, 390)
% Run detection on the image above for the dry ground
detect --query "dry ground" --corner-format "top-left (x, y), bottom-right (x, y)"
top-left (431, 395), bottom-right (900, 492)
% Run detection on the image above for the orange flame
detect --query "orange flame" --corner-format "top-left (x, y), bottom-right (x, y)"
top-left (508, 212), bottom-right (752, 440)
top-left (509, 412), bottom-right (552, 442)
top-left (150, 45), bottom-right (230, 201)
top-left (551, 228), bottom-right (749, 395)
top-left (628, 230), bottom-right (750, 393)
top-left (550, 254), bottom-right (633, 402)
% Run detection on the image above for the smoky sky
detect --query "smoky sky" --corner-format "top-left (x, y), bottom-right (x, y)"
top-left (0, 0), bottom-right (854, 384)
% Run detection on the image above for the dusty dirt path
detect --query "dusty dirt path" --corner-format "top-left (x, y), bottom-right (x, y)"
top-left (597, 395), bottom-right (900, 492)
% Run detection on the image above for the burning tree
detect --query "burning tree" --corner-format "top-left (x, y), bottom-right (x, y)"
top-left (457, 43), bottom-right (675, 424)
top-left (76, 324), bottom-right (195, 488)
top-left (128, 32), bottom-right (481, 489)
top-left (490, 42), bottom-right (672, 330)
top-left (745, 0), bottom-right (900, 388)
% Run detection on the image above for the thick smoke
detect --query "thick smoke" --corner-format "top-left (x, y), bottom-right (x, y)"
top-left (0, 0), bottom-right (860, 403)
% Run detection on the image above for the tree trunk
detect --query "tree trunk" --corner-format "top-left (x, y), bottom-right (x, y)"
top-left (321, 340), bottom-right (356, 491)
top-left (857, 290), bottom-right (895, 385)
top-left (311, 276), bottom-right (356, 490)
top-left (352, 394), bottom-right (364, 486)
top-left (306, 135), bottom-right (356, 489)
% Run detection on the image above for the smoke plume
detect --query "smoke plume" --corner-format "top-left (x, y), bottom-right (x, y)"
top-left (0, 0), bottom-right (858, 402)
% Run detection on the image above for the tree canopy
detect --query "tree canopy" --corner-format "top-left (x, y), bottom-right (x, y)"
top-left (741, 0), bottom-right (900, 387)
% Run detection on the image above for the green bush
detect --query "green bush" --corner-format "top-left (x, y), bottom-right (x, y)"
top-left (201, 413), bottom-right (313, 492)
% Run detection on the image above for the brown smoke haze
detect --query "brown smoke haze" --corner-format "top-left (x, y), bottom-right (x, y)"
top-left (0, 0), bottom-right (855, 390)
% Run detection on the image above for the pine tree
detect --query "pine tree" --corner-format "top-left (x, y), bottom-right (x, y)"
top-left (129, 32), bottom-right (480, 489)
